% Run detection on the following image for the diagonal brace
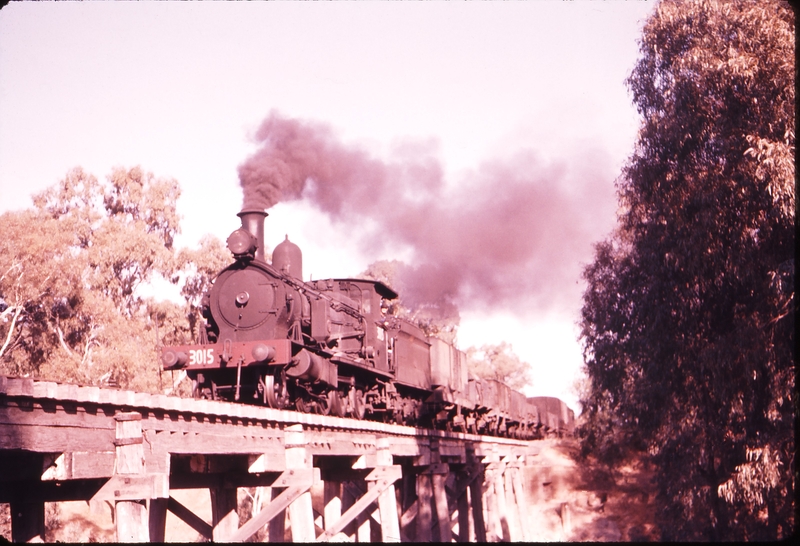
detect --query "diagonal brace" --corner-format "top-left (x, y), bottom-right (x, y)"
top-left (226, 485), bottom-right (310, 543)
top-left (167, 496), bottom-right (213, 540)
top-left (316, 465), bottom-right (402, 541)
top-left (223, 466), bottom-right (318, 543)
top-left (448, 462), bottom-right (484, 498)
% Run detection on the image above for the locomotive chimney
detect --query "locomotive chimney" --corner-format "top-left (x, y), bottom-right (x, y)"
top-left (237, 209), bottom-right (268, 262)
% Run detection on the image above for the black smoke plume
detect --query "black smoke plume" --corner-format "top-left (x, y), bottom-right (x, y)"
top-left (238, 111), bottom-right (617, 315)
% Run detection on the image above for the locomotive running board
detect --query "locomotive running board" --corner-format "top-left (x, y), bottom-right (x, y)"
top-left (331, 355), bottom-right (394, 380)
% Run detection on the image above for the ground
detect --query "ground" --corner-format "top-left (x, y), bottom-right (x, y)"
top-left (0, 438), bottom-right (658, 542)
top-left (522, 438), bottom-right (660, 542)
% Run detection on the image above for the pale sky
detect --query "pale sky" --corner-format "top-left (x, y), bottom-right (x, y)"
top-left (0, 1), bottom-right (657, 412)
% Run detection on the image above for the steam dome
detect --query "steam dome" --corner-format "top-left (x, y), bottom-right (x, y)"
top-left (272, 235), bottom-right (303, 280)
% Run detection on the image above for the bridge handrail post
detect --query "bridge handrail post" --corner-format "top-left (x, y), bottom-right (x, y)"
top-left (468, 463), bottom-right (487, 542)
top-left (414, 437), bottom-right (433, 542)
top-left (456, 442), bottom-right (479, 542)
top-left (509, 455), bottom-right (530, 542)
top-left (285, 423), bottom-right (316, 542)
top-left (322, 475), bottom-right (342, 539)
top-left (113, 411), bottom-right (149, 542)
top-left (210, 481), bottom-right (239, 542)
top-left (502, 455), bottom-right (524, 541)
top-left (482, 443), bottom-right (508, 541)
top-left (376, 437), bottom-right (401, 542)
top-left (421, 437), bottom-right (452, 542)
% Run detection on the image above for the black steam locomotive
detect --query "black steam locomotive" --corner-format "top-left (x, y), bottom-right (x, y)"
top-left (161, 210), bottom-right (574, 438)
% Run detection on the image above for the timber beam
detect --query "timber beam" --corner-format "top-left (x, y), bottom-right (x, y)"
top-left (1, 375), bottom-right (540, 543)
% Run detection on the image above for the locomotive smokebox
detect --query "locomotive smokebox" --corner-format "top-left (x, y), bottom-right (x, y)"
top-left (237, 209), bottom-right (268, 262)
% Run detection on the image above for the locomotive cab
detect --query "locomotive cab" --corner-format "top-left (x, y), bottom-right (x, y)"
top-left (305, 278), bottom-right (398, 374)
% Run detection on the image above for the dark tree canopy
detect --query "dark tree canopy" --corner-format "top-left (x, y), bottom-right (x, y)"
top-left (579, 0), bottom-right (794, 540)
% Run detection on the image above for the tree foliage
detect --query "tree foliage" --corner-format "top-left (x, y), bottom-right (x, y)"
top-left (0, 166), bottom-right (229, 393)
top-left (578, 0), bottom-right (794, 540)
top-left (173, 235), bottom-right (232, 343)
top-left (465, 342), bottom-right (533, 392)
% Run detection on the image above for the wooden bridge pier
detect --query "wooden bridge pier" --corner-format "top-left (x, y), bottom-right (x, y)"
top-left (0, 376), bottom-right (538, 542)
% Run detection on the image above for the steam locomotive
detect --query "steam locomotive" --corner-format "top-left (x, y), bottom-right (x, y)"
top-left (161, 210), bottom-right (574, 438)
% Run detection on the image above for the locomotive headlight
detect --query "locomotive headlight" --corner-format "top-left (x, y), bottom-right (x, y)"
top-left (226, 228), bottom-right (258, 258)
top-left (251, 344), bottom-right (277, 363)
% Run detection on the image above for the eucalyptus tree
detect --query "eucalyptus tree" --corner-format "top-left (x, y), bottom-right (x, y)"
top-left (0, 166), bottom-right (228, 393)
top-left (465, 342), bottom-right (533, 392)
top-left (579, 0), bottom-right (794, 540)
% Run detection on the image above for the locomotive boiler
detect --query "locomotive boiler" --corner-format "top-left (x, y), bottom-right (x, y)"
top-left (161, 210), bottom-right (572, 439)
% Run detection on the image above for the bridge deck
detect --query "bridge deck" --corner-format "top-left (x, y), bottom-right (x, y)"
top-left (1, 376), bottom-right (540, 542)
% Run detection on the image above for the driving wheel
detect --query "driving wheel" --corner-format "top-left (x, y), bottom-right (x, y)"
top-left (263, 373), bottom-right (289, 409)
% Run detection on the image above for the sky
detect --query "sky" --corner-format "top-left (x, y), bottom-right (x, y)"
top-left (0, 1), bottom-right (657, 412)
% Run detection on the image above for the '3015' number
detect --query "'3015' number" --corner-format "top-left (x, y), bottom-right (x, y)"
top-left (189, 348), bottom-right (214, 365)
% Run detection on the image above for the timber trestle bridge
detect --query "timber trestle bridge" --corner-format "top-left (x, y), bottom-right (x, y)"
top-left (1, 376), bottom-right (540, 542)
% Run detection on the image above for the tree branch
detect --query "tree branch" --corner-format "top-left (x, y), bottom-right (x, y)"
top-left (54, 324), bottom-right (76, 358)
top-left (0, 261), bottom-right (24, 284)
top-left (164, 370), bottom-right (187, 396)
top-left (81, 323), bottom-right (100, 367)
top-left (0, 306), bottom-right (19, 321)
top-left (0, 306), bottom-right (23, 360)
